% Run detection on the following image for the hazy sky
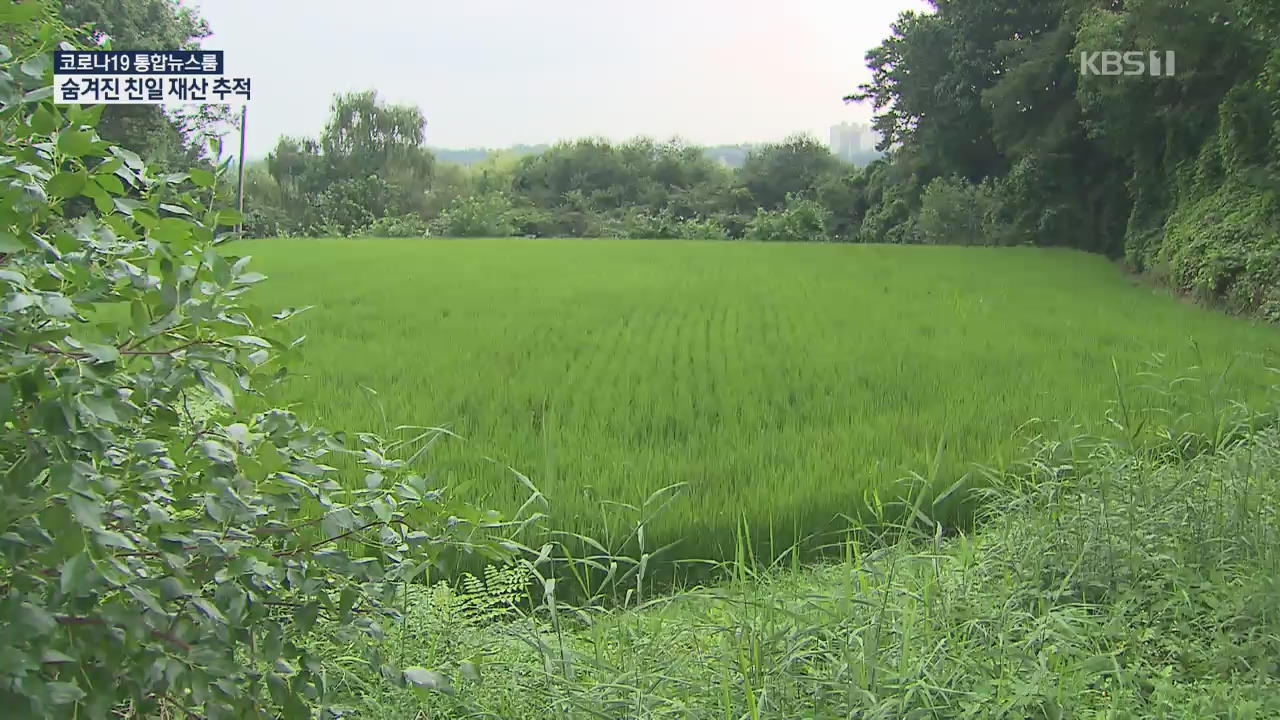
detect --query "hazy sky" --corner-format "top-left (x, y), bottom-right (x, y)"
top-left (195, 0), bottom-right (930, 159)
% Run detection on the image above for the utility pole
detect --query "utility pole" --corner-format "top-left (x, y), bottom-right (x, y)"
top-left (236, 104), bottom-right (247, 236)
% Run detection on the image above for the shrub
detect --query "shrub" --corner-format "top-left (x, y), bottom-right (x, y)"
top-left (857, 194), bottom-right (915, 244)
top-left (917, 176), bottom-right (993, 246)
top-left (675, 216), bottom-right (729, 240)
top-left (1161, 179), bottom-right (1280, 320)
top-left (0, 10), bottom-right (506, 717)
top-left (433, 192), bottom-right (516, 237)
top-left (359, 214), bottom-right (432, 238)
top-left (744, 194), bottom-right (831, 242)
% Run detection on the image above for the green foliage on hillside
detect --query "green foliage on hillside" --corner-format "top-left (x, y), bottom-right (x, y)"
top-left (848, 0), bottom-right (1280, 319)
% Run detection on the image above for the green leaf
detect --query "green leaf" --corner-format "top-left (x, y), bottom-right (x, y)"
top-left (67, 103), bottom-right (105, 127)
top-left (403, 667), bottom-right (454, 695)
top-left (46, 682), bottom-right (86, 706)
top-left (60, 552), bottom-right (92, 597)
top-left (189, 168), bottom-right (216, 188)
top-left (133, 439), bottom-right (166, 457)
top-left (103, 215), bottom-right (139, 241)
top-left (83, 344), bottom-right (120, 364)
top-left (82, 396), bottom-right (119, 423)
top-left (197, 370), bottom-right (234, 407)
top-left (22, 85), bottom-right (53, 103)
top-left (130, 299), bottom-right (149, 330)
top-left (229, 335), bottom-right (271, 348)
top-left (0, 45), bottom-right (10, 62)
top-left (68, 495), bottom-right (103, 530)
top-left (212, 209), bottom-right (244, 226)
top-left (93, 173), bottom-right (124, 195)
top-left (112, 197), bottom-right (143, 217)
top-left (337, 587), bottom-right (358, 620)
top-left (132, 208), bottom-right (159, 229)
top-left (198, 440), bottom-right (236, 465)
top-left (5, 293), bottom-right (34, 312)
top-left (110, 146), bottom-right (143, 170)
top-left (0, 231), bottom-right (23, 252)
top-left (96, 530), bottom-right (136, 550)
top-left (0, 381), bottom-right (12, 424)
top-left (192, 598), bottom-right (227, 623)
top-left (151, 217), bottom-right (193, 244)
top-left (56, 129), bottom-right (96, 158)
top-left (40, 294), bottom-right (74, 317)
top-left (19, 55), bottom-right (49, 80)
top-left (46, 171), bottom-right (86, 198)
top-left (293, 602), bottom-right (319, 632)
top-left (40, 650), bottom-right (76, 665)
top-left (29, 105), bottom-right (57, 135)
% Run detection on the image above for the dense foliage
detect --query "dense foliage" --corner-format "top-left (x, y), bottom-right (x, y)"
top-left (240, 0), bottom-right (1280, 321)
top-left (58, 0), bottom-right (226, 175)
top-left (849, 0), bottom-right (1280, 319)
top-left (250, 127), bottom-right (865, 243)
top-left (0, 4), bottom-right (506, 717)
top-left (332, 419), bottom-right (1280, 718)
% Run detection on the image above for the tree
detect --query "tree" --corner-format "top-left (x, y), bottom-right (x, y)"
top-left (738, 135), bottom-right (842, 211)
top-left (260, 92), bottom-right (437, 236)
top-left (847, 0), bottom-right (1279, 317)
top-left (0, 6), bottom-right (508, 716)
top-left (59, 0), bottom-right (223, 172)
top-left (320, 90), bottom-right (434, 190)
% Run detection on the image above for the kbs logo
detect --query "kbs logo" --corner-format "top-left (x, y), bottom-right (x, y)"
top-left (1079, 51), bottom-right (1176, 77)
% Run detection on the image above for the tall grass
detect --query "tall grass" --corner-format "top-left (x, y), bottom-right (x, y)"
top-left (312, 378), bottom-right (1280, 719)
top-left (238, 237), bottom-right (1279, 563)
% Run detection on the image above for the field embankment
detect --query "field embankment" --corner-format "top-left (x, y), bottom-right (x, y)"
top-left (324, 418), bottom-right (1280, 718)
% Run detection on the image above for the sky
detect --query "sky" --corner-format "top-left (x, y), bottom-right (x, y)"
top-left (195, 0), bottom-right (931, 159)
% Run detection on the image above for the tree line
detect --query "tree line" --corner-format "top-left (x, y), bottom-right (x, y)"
top-left (242, 0), bottom-right (1278, 319)
top-left (850, 0), bottom-right (1279, 320)
top-left (72, 0), bottom-right (1278, 321)
top-left (240, 93), bottom-right (870, 244)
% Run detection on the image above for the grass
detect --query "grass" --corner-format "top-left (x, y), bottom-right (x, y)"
top-left (235, 237), bottom-right (1279, 564)
top-left (314, 406), bottom-right (1280, 719)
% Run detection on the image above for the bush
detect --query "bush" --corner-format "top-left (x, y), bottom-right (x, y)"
top-left (675, 216), bottom-right (729, 240)
top-left (506, 204), bottom-right (558, 237)
top-left (744, 194), bottom-right (832, 242)
top-left (359, 214), bottom-right (432, 238)
top-left (1161, 179), bottom-right (1280, 320)
top-left (916, 176), bottom-right (993, 246)
top-left (0, 11), bottom-right (506, 717)
top-left (433, 192), bottom-right (516, 237)
top-left (857, 194), bottom-right (915, 244)
top-left (601, 207), bottom-right (678, 239)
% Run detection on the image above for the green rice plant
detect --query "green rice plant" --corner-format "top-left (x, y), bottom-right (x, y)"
top-left (235, 237), bottom-right (1280, 567)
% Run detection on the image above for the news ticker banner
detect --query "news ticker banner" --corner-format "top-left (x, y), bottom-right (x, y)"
top-left (53, 50), bottom-right (250, 105)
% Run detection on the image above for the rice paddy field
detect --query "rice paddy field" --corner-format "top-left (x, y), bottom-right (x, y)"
top-left (237, 237), bottom-right (1279, 561)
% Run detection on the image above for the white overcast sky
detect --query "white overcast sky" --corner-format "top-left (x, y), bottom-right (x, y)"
top-left (194, 0), bottom-right (931, 159)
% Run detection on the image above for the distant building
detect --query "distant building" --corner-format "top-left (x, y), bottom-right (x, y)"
top-left (829, 122), bottom-right (876, 163)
